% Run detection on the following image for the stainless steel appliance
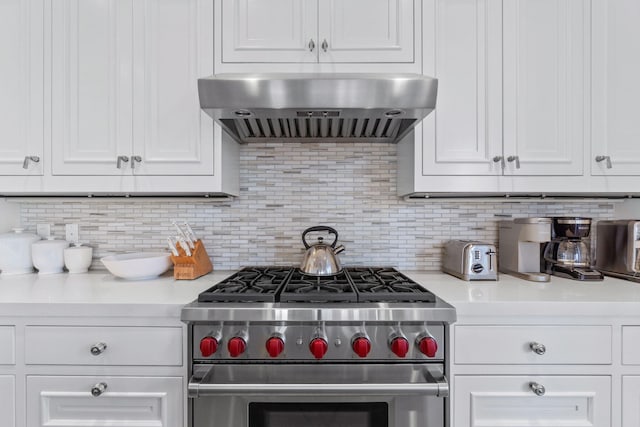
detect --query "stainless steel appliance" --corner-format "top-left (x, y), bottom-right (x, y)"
top-left (498, 217), bottom-right (552, 282)
top-left (442, 240), bottom-right (497, 281)
top-left (595, 220), bottom-right (640, 282)
top-left (299, 226), bottom-right (345, 276)
top-left (197, 73), bottom-right (438, 144)
top-left (182, 266), bottom-right (456, 427)
top-left (542, 217), bottom-right (603, 281)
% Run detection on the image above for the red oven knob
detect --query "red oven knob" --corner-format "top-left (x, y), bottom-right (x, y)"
top-left (266, 336), bottom-right (285, 358)
top-left (199, 336), bottom-right (218, 357)
top-left (352, 337), bottom-right (371, 358)
top-left (418, 336), bottom-right (438, 358)
top-left (309, 338), bottom-right (328, 359)
top-left (390, 337), bottom-right (409, 358)
top-left (228, 337), bottom-right (246, 358)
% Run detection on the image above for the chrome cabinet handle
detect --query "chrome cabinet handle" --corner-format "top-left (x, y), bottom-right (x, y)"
top-left (308, 39), bottom-right (315, 52)
top-left (116, 155), bottom-right (129, 169)
top-left (22, 156), bottom-right (40, 169)
top-left (595, 155), bottom-right (612, 169)
top-left (321, 39), bottom-right (328, 52)
top-left (492, 155), bottom-right (505, 169)
top-left (507, 155), bottom-right (521, 169)
top-left (529, 382), bottom-right (545, 396)
top-left (90, 342), bottom-right (107, 356)
top-left (529, 342), bottom-right (546, 355)
top-left (131, 155), bottom-right (142, 169)
top-left (91, 382), bottom-right (108, 397)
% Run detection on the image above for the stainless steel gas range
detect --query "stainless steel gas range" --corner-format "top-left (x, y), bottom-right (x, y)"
top-left (181, 267), bottom-right (456, 427)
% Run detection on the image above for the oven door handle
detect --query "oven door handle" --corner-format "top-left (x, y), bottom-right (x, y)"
top-left (188, 377), bottom-right (449, 398)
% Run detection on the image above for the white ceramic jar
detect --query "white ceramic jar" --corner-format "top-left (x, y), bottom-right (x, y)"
top-left (0, 228), bottom-right (41, 275)
top-left (64, 243), bottom-right (93, 273)
top-left (32, 238), bottom-right (70, 274)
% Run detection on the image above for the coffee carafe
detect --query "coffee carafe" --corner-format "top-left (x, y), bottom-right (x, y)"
top-left (542, 217), bottom-right (603, 281)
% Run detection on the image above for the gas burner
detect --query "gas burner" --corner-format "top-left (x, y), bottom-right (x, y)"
top-left (279, 270), bottom-right (357, 303)
top-left (198, 267), bottom-right (292, 302)
top-left (347, 267), bottom-right (436, 302)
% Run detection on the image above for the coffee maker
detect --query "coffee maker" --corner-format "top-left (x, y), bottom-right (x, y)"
top-left (542, 217), bottom-right (603, 281)
top-left (499, 217), bottom-right (552, 282)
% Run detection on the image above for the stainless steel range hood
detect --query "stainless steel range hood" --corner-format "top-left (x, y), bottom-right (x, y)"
top-left (198, 73), bottom-right (437, 144)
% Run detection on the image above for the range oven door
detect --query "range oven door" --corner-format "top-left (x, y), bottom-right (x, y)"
top-left (188, 363), bottom-right (448, 427)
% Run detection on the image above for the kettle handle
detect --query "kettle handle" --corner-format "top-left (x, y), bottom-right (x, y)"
top-left (302, 226), bottom-right (339, 249)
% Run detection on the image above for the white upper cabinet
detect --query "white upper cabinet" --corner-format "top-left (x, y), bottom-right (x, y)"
top-left (0, 0), bottom-right (44, 176)
top-left (592, 0), bottom-right (640, 176)
top-left (220, 0), bottom-right (415, 64)
top-left (51, 0), bottom-right (214, 177)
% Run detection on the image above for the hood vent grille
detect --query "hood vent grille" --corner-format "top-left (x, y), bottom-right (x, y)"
top-left (220, 117), bottom-right (415, 143)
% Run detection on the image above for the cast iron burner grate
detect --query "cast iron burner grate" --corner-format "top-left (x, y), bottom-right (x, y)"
top-left (197, 267), bottom-right (293, 302)
top-left (278, 269), bottom-right (357, 303)
top-left (347, 267), bottom-right (436, 303)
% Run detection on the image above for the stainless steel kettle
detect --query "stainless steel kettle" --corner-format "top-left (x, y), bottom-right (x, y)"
top-left (299, 226), bottom-right (346, 276)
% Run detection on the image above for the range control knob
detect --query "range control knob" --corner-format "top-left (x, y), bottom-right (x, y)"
top-left (390, 337), bottom-right (410, 358)
top-left (309, 338), bottom-right (328, 359)
top-left (472, 263), bottom-right (484, 274)
top-left (417, 336), bottom-right (438, 358)
top-left (199, 336), bottom-right (219, 358)
top-left (266, 336), bottom-right (285, 358)
top-left (352, 337), bottom-right (371, 358)
top-left (228, 337), bottom-right (246, 358)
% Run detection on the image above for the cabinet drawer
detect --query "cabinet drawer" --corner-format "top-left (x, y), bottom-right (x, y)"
top-left (622, 326), bottom-right (640, 365)
top-left (25, 326), bottom-right (182, 366)
top-left (454, 325), bottom-right (612, 365)
top-left (0, 376), bottom-right (14, 427)
top-left (26, 376), bottom-right (182, 427)
top-left (0, 326), bottom-right (15, 365)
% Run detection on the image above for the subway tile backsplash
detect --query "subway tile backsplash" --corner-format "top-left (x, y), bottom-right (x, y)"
top-left (19, 143), bottom-right (615, 271)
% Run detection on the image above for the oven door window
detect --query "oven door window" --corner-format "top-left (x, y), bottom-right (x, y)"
top-left (249, 402), bottom-right (388, 427)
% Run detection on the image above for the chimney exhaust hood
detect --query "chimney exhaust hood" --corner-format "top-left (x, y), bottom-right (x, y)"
top-left (198, 73), bottom-right (437, 144)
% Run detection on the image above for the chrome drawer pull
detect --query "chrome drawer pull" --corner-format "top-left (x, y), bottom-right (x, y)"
top-left (91, 382), bottom-right (108, 397)
top-left (529, 382), bottom-right (545, 396)
top-left (595, 155), bottom-right (612, 169)
top-left (116, 155), bottom-right (129, 169)
top-left (22, 155), bottom-right (40, 169)
top-left (90, 342), bottom-right (107, 356)
top-left (529, 342), bottom-right (546, 355)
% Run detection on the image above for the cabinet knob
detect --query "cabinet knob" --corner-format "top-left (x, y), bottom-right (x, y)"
top-left (116, 155), bottom-right (129, 169)
top-left (321, 39), bottom-right (329, 52)
top-left (131, 155), bottom-right (142, 169)
top-left (529, 342), bottom-right (546, 355)
top-left (595, 155), bottom-right (612, 169)
top-left (529, 381), bottom-right (546, 396)
top-left (507, 155), bottom-right (521, 169)
top-left (22, 156), bottom-right (40, 169)
top-left (90, 342), bottom-right (107, 356)
top-left (91, 382), bottom-right (108, 397)
top-left (492, 155), bottom-right (505, 169)
top-left (308, 39), bottom-right (316, 52)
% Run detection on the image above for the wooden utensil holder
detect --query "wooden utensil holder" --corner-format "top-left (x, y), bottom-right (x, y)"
top-left (170, 239), bottom-right (213, 280)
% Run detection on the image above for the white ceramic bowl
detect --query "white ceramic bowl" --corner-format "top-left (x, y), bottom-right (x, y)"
top-left (64, 244), bottom-right (93, 274)
top-left (101, 252), bottom-right (172, 280)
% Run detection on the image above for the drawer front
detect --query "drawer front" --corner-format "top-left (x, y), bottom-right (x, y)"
top-left (26, 376), bottom-right (182, 427)
top-left (454, 325), bottom-right (612, 365)
top-left (0, 376), bottom-right (15, 427)
top-left (622, 326), bottom-right (640, 365)
top-left (0, 326), bottom-right (15, 365)
top-left (25, 326), bottom-right (182, 366)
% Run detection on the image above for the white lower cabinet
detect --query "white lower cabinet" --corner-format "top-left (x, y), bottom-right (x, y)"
top-left (454, 375), bottom-right (611, 427)
top-left (0, 376), bottom-right (15, 427)
top-left (623, 376), bottom-right (640, 427)
top-left (26, 375), bottom-right (182, 427)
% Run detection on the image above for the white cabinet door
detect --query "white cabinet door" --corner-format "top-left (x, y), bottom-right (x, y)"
top-left (421, 0), bottom-right (502, 176)
top-left (623, 376), bottom-right (640, 427)
top-left (0, 0), bottom-right (44, 176)
top-left (454, 375), bottom-right (611, 427)
top-left (591, 0), bottom-right (640, 176)
top-left (318, 0), bottom-right (415, 63)
top-left (221, 0), bottom-right (318, 63)
top-left (51, 0), bottom-right (133, 176)
top-left (131, 0), bottom-right (214, 176)
top-left (26, 376), bottom-right (182, 427)
top-left (0, 376), bottom-right (15, 427)
top-left (502, 0), bottom-right (588, 176)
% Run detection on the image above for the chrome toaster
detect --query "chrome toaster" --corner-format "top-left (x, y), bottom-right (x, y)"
top-left (442, 240), bottom-right (498, 281)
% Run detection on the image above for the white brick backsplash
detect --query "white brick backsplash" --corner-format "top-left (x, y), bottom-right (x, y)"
top-left (18, 143), bottom-right (614, 271)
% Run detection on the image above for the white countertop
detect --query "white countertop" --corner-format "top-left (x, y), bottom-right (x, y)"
top-left (1, 269), bottom-right (639, 319)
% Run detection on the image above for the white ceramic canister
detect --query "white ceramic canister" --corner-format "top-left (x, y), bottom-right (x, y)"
top-left (0, 228), bottom-right (41, 275)
top-left (31, 238), bottom-right (70, 274)
top-left (64, 243), bottom-right (93, 273)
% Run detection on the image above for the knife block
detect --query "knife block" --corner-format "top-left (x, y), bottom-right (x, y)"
top-left (170, 239), bottom-right (213, 280)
